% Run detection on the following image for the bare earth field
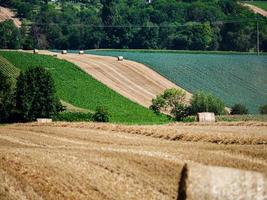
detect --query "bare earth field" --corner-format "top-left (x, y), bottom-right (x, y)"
top-left (0, 122), bottom-right (266, 200)
top-left (29, 50), bottom-right (191, 108)
top-left (0, 6), bottom-right (21, 27)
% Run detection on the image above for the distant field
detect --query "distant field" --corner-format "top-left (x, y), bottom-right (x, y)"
top-left (87, 50), bottom-right (267, 113)
top-left (245, 1), bottom-right (267, 11)
top-left (0, 51), bottom-right (169, 124)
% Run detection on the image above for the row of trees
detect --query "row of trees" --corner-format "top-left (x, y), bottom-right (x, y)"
top-left (0, 0), bottom-right (267, 51)
top-left (150, 88), bottom-right (267, 121)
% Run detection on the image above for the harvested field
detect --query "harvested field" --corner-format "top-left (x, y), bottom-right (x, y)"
top-left (0, 122), bottom-right (266, 199)
top-left (32, 50), bottom-right (191, 108)
top-left (0, 6), bottom-right (21, 27)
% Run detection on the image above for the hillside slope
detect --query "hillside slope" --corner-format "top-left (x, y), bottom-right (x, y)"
top-left (0, 51), bottom-right (169, 124)
top-left (0, 6), bottom-right (21, 27)
top-left (88, 50), bottom-right (267, 113)
top-left (243, 3), bottom-right (267, 16)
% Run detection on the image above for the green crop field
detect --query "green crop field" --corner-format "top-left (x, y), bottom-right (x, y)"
top-left (245, 1), bottom-right (267, 11)
top-left (87, 50), bottom-right (267, 114)
top-left (0, 55), bottom-right (20, 83)
top-left (0, 51), bottom-right (169, 124)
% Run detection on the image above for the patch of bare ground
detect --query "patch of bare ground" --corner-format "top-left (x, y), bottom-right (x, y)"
top-left (0, 122), bottom-right (266, 199)
top-left (0, 6), bottom-right (21, 27)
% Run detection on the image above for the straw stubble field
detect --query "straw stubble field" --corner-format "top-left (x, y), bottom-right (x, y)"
top-left (0, 122), bottom-right (267, 200)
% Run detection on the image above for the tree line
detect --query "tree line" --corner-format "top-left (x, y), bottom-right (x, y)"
top-left (0, 0), bottom-right (267, 51)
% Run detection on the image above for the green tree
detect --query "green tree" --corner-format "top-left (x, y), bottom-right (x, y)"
top-left (15, 67), bottom-right (63, 121)
top-left (0, 71), bottom-right (15, 122)
top-left (259, 104), bottom-right (267, 114)
top-left (0, 20), bottom-right (21, 49)
top-left (92, 106), bottom-right (110, 122)
top-left (230, 104), bottom-right (248, 115)
top-left (190, 91), bottom-right (225, 115)
top-left (150, 88), bottom-right (189, 121)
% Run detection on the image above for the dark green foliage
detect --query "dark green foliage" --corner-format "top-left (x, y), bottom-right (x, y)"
top-left (0, 71), bottom-right (14, 122)
top-left (190, 91), bottom-right (225, 115)
top-left (0, 20), bottom-right (21, 49)
top-left (15, 67), bottom-right (63, 121)
top-left (1, 0), bottom-right (267, 51)
top-left (171, 103), bottom-right (190, 121)
top-left (92, 106), bottom-right (110, 122)
top-left (53, 112), bottom-right (93, 122)
top-left (259, 104), bottom-right (267, 114)
top-left (231, 104), bottom-right (248, 115)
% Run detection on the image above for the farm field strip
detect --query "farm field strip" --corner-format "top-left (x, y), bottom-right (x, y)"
top-left (0, 51), bottom-right (169, 124)
top-left (0, 122), bottom-right (266, 199)
top-left (0, 6), bottom-right (21, 27)
top-left (87, 50), bottom-right (267, 113)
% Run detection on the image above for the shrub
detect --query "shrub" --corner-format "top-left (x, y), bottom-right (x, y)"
top-left (15, 67), bottom-right (62, 121)
top-left (53, 112), bottom-right (93, 122)
top-left (190, 91), bottom-right (225, 115)
top-left (92, 106), bottom-right (110, 122)
top-left (0, 71), bottom-right (14, 122)
top-left (150, 88), bottom-right (187, 121)
top-left (259, 104), bottom-right (267, 114)
top-left (230, 104), bottom-right (248, 115)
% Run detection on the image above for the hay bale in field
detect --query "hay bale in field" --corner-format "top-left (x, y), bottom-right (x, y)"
top-left (197, 112), bottom-right (215, 123)
top-left (61, 50), bottom-right (67, 54)
top-left (33, 49), bottom-right (39, 54)
top-left (37, 118), bottom-right (52, 123)
top-left (184, 164), bottom-right (267, 200)
top-left (118, 56), bottom-right (124, 61)
top-left (79, 50), bottom-right (84, 55)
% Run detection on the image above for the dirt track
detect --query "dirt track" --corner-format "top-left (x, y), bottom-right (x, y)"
top-left (32, 50), bottom-right (191, 108)
top-left (0, 6), bottom-right (21, 27)
top-left (0, 122), bottom-right (266, 199)
top-left (243, 3), bottom-right (267, 17)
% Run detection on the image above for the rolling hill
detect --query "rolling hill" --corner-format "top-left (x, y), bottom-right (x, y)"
top-left (0, 6), bottom-right (21, 27)
top-left (0, 51), bottom-right (170, 124)
top-left (87, 50), bottom-right (267, 114)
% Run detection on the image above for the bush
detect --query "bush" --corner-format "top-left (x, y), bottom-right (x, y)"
top-left (0, 71), bottom-right (14, 123)
top-left (92, 106), bottom-right (110, 122)
top-left (259, 104), bottom-right (267, 114)
top-left (190, 91), bottom-right (225, 115)
top-left (171, 103), bottom-right (190, 121)
top-left (15, 67), bottom-right (62, 121)
top-left (53, 112), bottom-right (93, 122)
top-left (230, 104), bottom-right (248, 115)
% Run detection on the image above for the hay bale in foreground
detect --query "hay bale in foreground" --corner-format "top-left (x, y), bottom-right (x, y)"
top-left (79, 50), bottom-right (84, 55)
top-left (37, 118), bottom-right (52, 123)
top-left (61, 50), bottom-right (67, 54)
top-left (118, 56), bottom-right (124, 61)
top-left (197, 112), bottom-right (215, 122)
top-left (185, 165), bottom-right (267, 200)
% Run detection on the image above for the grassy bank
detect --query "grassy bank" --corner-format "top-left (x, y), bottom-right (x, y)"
top-left (0, 51), bottom-right (170, 124)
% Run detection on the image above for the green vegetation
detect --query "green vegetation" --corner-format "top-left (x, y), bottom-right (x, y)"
top-left (92, 106), bottom-right (111, 122)
top-left (0, 51), bottom-right (169, 124)
top-left (53, 112), bottom-right (93, 122)
top-left (259, 104), bottom-right (267, 114)
top-left (216, 114), bottom-right (267, 122)
top-left (230, 104), bottom-right (248, 115)
top-left (15, 67), bottom-right (63, 121)
top-left (88, 50), bottom-right (267, 113)
top-left (1, 0), bottom-right (267, 51)
top-left (245, 1), bottom-right (267, 11)
top-left (0, 55), bottom-right (20, 83)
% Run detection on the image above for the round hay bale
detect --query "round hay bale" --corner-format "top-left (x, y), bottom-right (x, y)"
top-left (118, 56), bottom-right (124, 61)
top-left (79, 50), bottom-right (84, 55)
top-left (33, 49), bottom-right (39, 54)
top-left (61, 50), bottom-right (68, 54)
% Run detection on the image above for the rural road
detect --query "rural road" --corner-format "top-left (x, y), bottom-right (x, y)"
top-left (30, 50), bottom-right (192, 108)
top-left (243, 3), bottom-right (267, 17)
top-left (0, 6), bottom-right (21, 27)
top-left (0, 122), bottom-right (266, 199)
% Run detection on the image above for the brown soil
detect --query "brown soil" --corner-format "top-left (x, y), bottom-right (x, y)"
top-left (0, 6), bottom-right (21, 27)
top-left (0, 122), bottom-right (266, 199)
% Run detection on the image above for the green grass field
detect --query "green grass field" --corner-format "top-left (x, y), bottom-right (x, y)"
top-left (87, 50), bottom-right (267, 114)
top-left (0, 51), bottom-right (170, 124)
top-left (245, 1), bottom-right (267, 11)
